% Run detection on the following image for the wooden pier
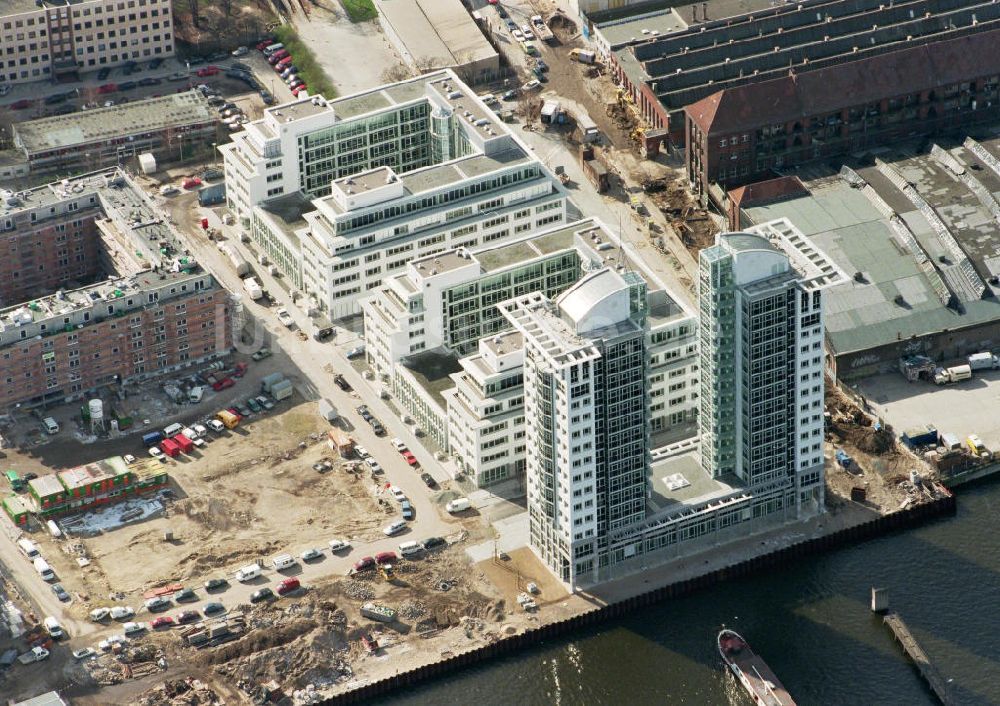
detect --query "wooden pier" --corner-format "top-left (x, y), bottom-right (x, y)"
top-left (872, 588), bottom-right (955, 705)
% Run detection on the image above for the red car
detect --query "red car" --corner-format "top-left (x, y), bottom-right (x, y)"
top-left (361, 633), bottom-right (378, 653)
top-left (291, 85), bottom-right (307, 97)
top-left (375, 551), bottom-right (398, 565)
top-left (196, 66), bottom-right (220, 77)
top-left (402, 451), bottom-right (420, 468)
top-left (226, 407), bottom-right (242, 419)
top-left (353, 556), bottom-right (375, 572)
top-left (182, 177), bottom-right (202, 189)
top-left (9, 99), bottom-right (33, 110)
top-left (211, 377), bottom-right (235, 391)
top-left (276, 577), bottom-right (300, 595)
top-left (97, 83), bottom-right (117, 94)
top-left (233, 362), bottom-right (248, 378)
top-left (151, 616), bottom-right (175, 629)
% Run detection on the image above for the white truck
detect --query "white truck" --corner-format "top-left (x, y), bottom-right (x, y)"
top-left (934, 364), bottom-right (973, 385)
top-left (531, 15), bottom-right (554, 42)
top-left (967, 352), bottom-right (999, 370)
top-left (17, 647), bottom-right (49, 664)
top-left (243, 277), bottom-right (263, 300)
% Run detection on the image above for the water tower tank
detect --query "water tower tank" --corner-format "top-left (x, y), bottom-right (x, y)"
top-left (89, 399), bottom-right (104, 425)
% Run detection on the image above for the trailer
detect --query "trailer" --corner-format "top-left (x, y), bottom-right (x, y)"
top-left (172, 434), bottom-right (194, 454)
top-left (360, 602), bottom-right (397, 623)
top-left (327, 428), bottom-right (355, 457)
top-left (540, 100), bottom-right (560, 124)
top-left (197, 183), bottom-right (226, 207)
top-left (318, 398), bottom-right (339, 422)
top-left (271, 379), bottom-right (294, 401)
top-left (576, 112), bottom-right (599, 143)
top-left (218, 243), bottom-right (250, 277)
top-left (160, 438), bottom-right (181, 457)
top-left (901, 425), bottom-right (938, 449)
top-left (581, 146), bottom-right (609, 193)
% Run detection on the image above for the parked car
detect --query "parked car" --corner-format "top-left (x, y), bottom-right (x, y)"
top-left (354, 445), bottom-right (370, 459)
top-left (391, 438), bottom-right (407, 452)
top-left (138, 77), bottom-right (161, 86)
top-left (390, 485), bottom-right (406, 502)
top-left (119, 81), bottom-right (137, 91)
top-left (357, 405), bottom-right (372, 421)
top-left (166, 72), bottom-right (187, 81)
top-left (182, 177), bottom-right (202, 189)
top-left (291, 84), bottom-right (307, 97)
top-left (196, 66), bottom-right (220, 77)
top-left (277, 577), bottom-right (301, 595)
top-left (251, 347), bottom-right (272, 361)
top-left (522, 79), bottom-right (541, 92)
top-left (51, 583), bottom-right (70, 602)
top-left (145, 596), bottom-right (171, 612)
top-left (501, 89), bottom-right (517, 101)
top-left (421, 472), bottom-right (437, 488)
top-left (176, 610), bottom-right (200, 624)
top-left (109, 606), bottom-right (135, 620)
top-left (232, 46), bottom-right (249, 56)
top-left (203, 602), bottom-right (225, 615)
top-left (204, 577), bottom-right (228, 591)
top-left (400, 500), bottom-right (414, 520)
top-left (329, 538), bottom-right (351, 553)
top-left (375, 551), bottom-right (398, 565)
top-left (151, 616), bottom-right (175, 629)
top-left (97, 67), bottom-right (111, 80)
top-left (235, 403), bottom-right (252, 418)
top-left (260, 90), bottom-right (275, 105)
top-left (246, 397), bottom-right (262, 413)
top-left (148, 446), bottom-right (164, 459)
top-left (90, 608), bottom-right (111, 622)
top-left (175, 588), bottom-right (197, 602)
top-left (9, 99), bottom-right (32, 110)
top-left (402, 451), bottom-right (419, 467)
top-left (73, 647), bottom-right (95, 660)
top-left (300, 548), bottom-right (323, 562)
top-left (364, 457), bottom-right (382, 473)
top-left (353, 556), bottom-right (375, 572)
top-left (371, 420), bottom-right (386, 436)
top-left (346, 345), bottom-right (366, 360)
top-left (250, 587), bottom-right (274, 603)
top-left (512, 29), bottom-right (524, 41)
top-left (97, 83), bottom-right (117, 94)
top-left (256, 395), bottom-right (275, 410)
top-left (422, 536), bottom-right (446, 550)
top-left (333, 374), bottom-right (352, 391)
top-left (149, 57), bottom-right (163, 69)
top-left (383, 519), bottom-right (407, 537)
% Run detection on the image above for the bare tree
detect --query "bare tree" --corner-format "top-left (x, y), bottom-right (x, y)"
top-left (188, 0), bottom-right (200, 28)
top-left (380, 63), bottom-right (413, 83)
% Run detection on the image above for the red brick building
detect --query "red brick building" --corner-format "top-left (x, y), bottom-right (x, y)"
top-left (685, 28), bottom-right (1000, 201)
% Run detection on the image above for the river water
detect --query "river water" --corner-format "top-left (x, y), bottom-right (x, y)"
top-left (377, 481), bottom-right (1000, 706)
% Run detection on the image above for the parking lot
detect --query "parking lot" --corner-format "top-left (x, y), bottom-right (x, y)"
top-left (858, 369), bottom-right (1000, 456)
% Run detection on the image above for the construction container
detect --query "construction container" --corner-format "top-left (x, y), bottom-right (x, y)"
top-left (160, 438), bottom-right (180, 457)
top-left (216, 410), bottom-right (240, 429)
top-left (271, 379), bottom-right (293, 401)
top-left (172, 434), bottom-right (194, 454)
top-left (261, 373), bottom-right (285, 393)
top-left (901, 426), bottom-right (938, 449)
top-left (142, 431), bottom-right (164, 447)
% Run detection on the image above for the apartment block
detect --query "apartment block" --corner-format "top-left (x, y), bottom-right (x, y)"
top-left (699, 221), bottom-right (847, 517)
top-left (0, 169), bottom-right (232, 409)
top-left (500, 268), bottom-right (650, 587)
top-left (362, 217), bottom-right (699, 488)
top-left (0, 0), bottom-right (174, 85)
top-left (222, 70), bottom-right (567, 319)
top-left (443, 331), bottom-right (526, 488)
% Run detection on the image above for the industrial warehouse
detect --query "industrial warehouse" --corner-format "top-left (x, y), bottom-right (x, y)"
top-left (0, 168), bottom-right (232, 409)
top-left (735, 136), bottom-right (1000, 381)
top-left (599, 0), bottom-right (1000, 164)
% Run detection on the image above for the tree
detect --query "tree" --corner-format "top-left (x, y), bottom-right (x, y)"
top-left (188, 0), bottom-right (200, 28)
top-left (380, 63), bottom-right (413, 83)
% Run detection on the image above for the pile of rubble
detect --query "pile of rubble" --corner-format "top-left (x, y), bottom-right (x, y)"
top-left (399, 600), bottom-right (426, 620)
top-left (342, 580), bottom-right (375, 600)
top-left (137, 678), bottom-right (222, 705)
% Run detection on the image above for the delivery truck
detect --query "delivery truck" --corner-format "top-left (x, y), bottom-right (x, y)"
top-left (569, 48), bottom-right (596, 64)
top-left (243, 277), bottom-right (263, 300)
top-left (967, 352), bottom-right (999, 370)
top-left (160, 437), bottom-right (181, 457)
top-left (261, 373), bottom-right (285, 394)
top-left (172, 434), bottom-right (194, 454)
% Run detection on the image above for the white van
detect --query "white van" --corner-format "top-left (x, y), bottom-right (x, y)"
top-left (235, 563), bottom-right (261, 582)
top-left (42, 417), bottom-right (59, 434)
top-left (446, 497), bottom-right (471, 514)
top-left (162, 423), bottom-right (183, 438)
top-left (17, 538), bottom-right (39, 558)
top-left (272, 553), bottom-right (296, 570)
top-left (33, 557), bottom-right (54, 581)
top-left (188, 386), bottom-right (204, 403)
top-left (398, 540), bottom-right (422, 557)
top-left (43, 616), bottom-right (65, 639)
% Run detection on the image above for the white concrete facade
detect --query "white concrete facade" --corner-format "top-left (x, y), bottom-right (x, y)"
top-left (0, 0), bottom-right (174, 85)
top-left (222, 70), bottom-right (567, 319)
